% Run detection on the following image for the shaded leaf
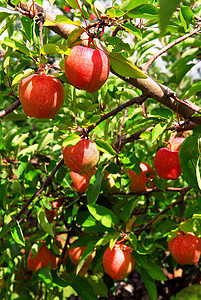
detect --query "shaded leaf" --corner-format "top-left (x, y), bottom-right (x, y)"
top-left (87, 204), bottom-right (118, 228)
top-left (159, 0), bottom-right (182, 35)
top-left (10, 220), bottom-right (25, 246)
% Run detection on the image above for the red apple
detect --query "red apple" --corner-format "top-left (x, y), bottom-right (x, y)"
top-left (69, 246), bottom-right (96, 267)
top-left (168, 231), bottom-right (201, 265)
top-left (70, 169), bottom-right (95, 193)
top-left (154, 147), bottom-right (181, 180)
top-left (63, 138), bottom-right (99, 174)
top-left (64, 45), bottom-right (110, 93)
top-left (127, 162), bottom-right (155, 192)
top-left (103, 243), bottom-right (135, 280)
top-left (18, 73), bottom-right (65, 119)
top-left (168, 137), bottom-right (185, 151)
top-left (27, 242), bottom-right (58, 272)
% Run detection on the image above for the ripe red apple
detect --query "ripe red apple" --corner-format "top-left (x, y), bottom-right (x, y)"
top-left (154, 147), bottom-right (181, 180)
top-left (27, 242), bottom-right (58, 272)
top-left (168, 231), bottom-right (201, 265)
top-left (63, 138), bottom-right (99, 174)
top-left (64, 45), bottom-right (110, 93)
top-left (103, 243), bottom-right (135, 280)
top-left (69, 246), bottom-right (96, 267)
top-left (127, 162), bottom-right (155, 192)
top-left (90, 14), bottom-right (96, 20)
top-left (70, 169), bottom-right (95, 193)
top-left (168, 137), bottom-right (185, 151)
top-left (18, 73), bottom-right (65, 119)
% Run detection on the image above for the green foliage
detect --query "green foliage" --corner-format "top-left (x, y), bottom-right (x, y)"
top-left (0, 0), bottom-right (201, 299)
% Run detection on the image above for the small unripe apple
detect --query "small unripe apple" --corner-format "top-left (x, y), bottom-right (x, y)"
top-left (168, 137), bottom-right (185, 151)
top-left (18, 74), bottom-right (65, 119)
top-left (154, 147), bottom-right (181, 180)
top-left (27, 242), bottom-right (58, 272)
top-left (127, 162), bottom-right (155, 192)
top-left (70, 169), bottom-right (95, 193)
top-left (69, 246), bottom-right (96, 267)
top-left (63, 138), bottom-right (99, 174)
top-left (103, 243), bottom-right (135, 280)
top-left (64, 46), bottom-right (110, 93)
top-left (168, 231), bottom-right (201, 265)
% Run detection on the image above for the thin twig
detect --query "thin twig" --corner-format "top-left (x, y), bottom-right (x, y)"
top-left (133, 186), bottom-right (191, 237)
top-left (8, 159), bottom-right (64, 226)
top-left (142, 26), bottom-right (201, 72)
top-left (86, 94), bottom-right (147, 134)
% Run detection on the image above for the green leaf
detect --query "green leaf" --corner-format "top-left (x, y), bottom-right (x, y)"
top-left (87, 275), bottom-right (108, 298)
top-left (52, 270), bottom-right (69, 287)
top-left (120, 0), bottom-right (149, 11)
top-left (12, 69), bottom-right (35, 86)
top-left (10, 220), bottom-right (25, 246)
top-left (11, 181), bottom-right (22, 194)
top-left (94, 139), bottom-right (116, 156)
top-left (0, 14), bottom-right (19, 36)
top-left (180, 6), bottom-right (194, 24)
top-left (62, 133), bottom-right (80, 147)
top-left (127, 4), bottom-right (159, 19)
top-left (181, 81), bottom-right (201, 99)
top-left (145, 262), bottom-right (167, 281)
top-left (76, 242), bottom-right (96, 274)
top-left (37, 207), bottom-right (54, 237)
top-left (56, 15), bottom-right (81, 26)
top-left (87, 204), bottom-right (118, 228)
top-left (40, 44), bottom-right (71, 55)
top-left (66, 0), bottom-right (81, 9)
top-left (141, 269), bottom-right (157, 300)
top-left (67, 27), bottom-right (84, 48)
top-left (179, 132), bottom-right (201, 191)
top-left (67, 273), bottom-right (98, 300)
top-left (87, 168), bottom-right (105, 204)
top-left (0, 38), bottom-right (36, 57)
top-left (152, 123), bottom-right (168, 143)
top-left (109, 52), bottom-right (147, 79)
top-left (38, 265), bottom-right (53, 287)
top-left (159, 0), bottom-right (182, 35)
top-left (122, 23), bottom-right (142, 40)
top-left (106, 7), bottom-right (124, 17)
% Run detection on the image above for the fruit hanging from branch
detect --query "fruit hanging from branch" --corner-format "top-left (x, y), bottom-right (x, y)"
top-left (127, 162), bottom-right (155, 192)
top-left (63, 138), bottom-right (99, 174)
top-left (27, 242), bottom-right (58, 272)
top-left (18, 73), bottom-right (65, 119)
top-left (69, 246), bottom-right (96, 267)
top-left (70, 169), bottom-right (95, 193)
top-left (64, 45), bottom-right (110, 93)
top-left (168, 231), bottom-right (201, 265)
top-left (103, 243), bottom-right (135, 280)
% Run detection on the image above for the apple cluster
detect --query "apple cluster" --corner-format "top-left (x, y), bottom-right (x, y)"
top-left (18, 46), bottom-right (110, 119)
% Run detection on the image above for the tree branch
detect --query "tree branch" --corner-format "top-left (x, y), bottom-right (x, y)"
top-left (142, 26), bottom-right (201, 73)
top-left (9, 158), bottom-right (64, 225)
top-left (0, 99), bottom-right (21, 118)
top-left (133, 186), bottom-right (191, 237)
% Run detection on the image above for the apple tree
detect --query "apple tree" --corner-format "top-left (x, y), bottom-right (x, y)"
top-left (0, 0), bottom-right (201, 299)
